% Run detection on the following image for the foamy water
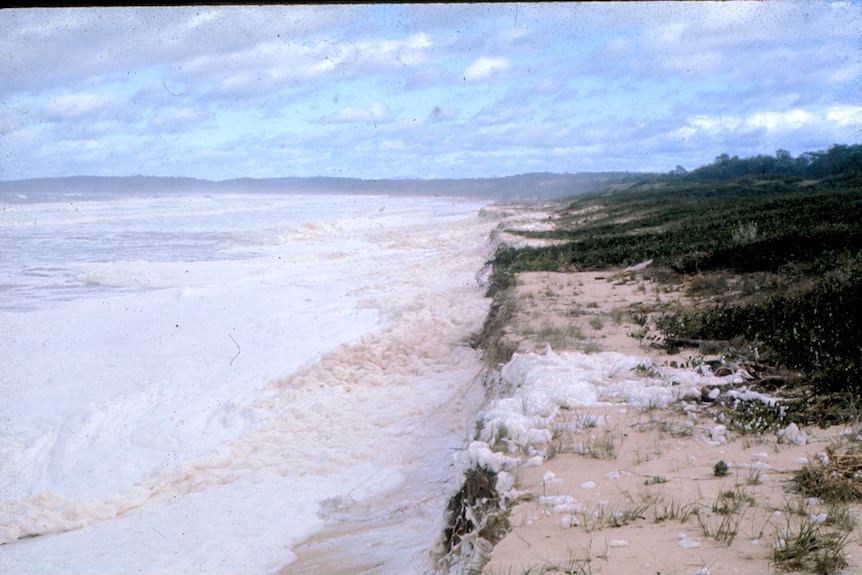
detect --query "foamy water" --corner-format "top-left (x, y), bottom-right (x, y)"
top-left (0, 190), bottom-right (496, 574)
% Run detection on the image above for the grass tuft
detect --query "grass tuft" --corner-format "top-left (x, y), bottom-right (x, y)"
top-left (771, 517), bottom-right (850, 574)
top-left (794, 447), bottom-right (862, 503)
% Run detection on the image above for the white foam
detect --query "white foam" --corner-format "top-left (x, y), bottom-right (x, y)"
top-left (475, 349), bottom-right (744, 457)
top-left (778, 422), bottom-right (808, 445)
top-left (0, 192), bottom-right (494, 574)
top-left (678, 535), bottom-right (702, 549)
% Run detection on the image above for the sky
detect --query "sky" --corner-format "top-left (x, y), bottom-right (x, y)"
top-left (1, 2), bottom-right (861, 181)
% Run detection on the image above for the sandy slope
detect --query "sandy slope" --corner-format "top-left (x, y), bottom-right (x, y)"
top-left (482, 405), bottom-right (855, 575)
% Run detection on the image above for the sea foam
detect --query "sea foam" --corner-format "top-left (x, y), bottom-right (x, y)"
top-left (0, 191), bottom-right (494, 574)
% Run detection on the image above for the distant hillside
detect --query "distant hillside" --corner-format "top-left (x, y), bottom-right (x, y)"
top-left (0, 172), bottom-right (636, 204)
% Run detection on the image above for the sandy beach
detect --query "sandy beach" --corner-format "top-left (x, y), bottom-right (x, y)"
top-left (475, 264), bottom-right (862, 574)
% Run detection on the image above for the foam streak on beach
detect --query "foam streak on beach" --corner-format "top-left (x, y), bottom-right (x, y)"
top-left (0, 190), bottom-right (494, 574)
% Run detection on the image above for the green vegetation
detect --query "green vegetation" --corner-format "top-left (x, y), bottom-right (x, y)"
top-left (488, 144), bottom-right (862, 420)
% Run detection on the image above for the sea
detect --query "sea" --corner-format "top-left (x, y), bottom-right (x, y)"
top-left (0, 188), bottom-right (498, 574)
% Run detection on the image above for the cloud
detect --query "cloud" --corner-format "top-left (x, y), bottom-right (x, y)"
top-left (826, 106), bottom-right (862, 127)
top-left (677, 107), bottom-right (861, 140)
top-left (0, 6), bottom-right (371, 95)
top-left (1, 4), bottom-right (860, 180)
top-left (150, 108), bottom-right (209, 130)
top-left (323, 102), bottom-right (391, 124)
top-left (427, 105), bottom-right (458, 122)
top-left (462, 57), bottom-right (511, 81)
top-left (301, 39), bottom-right (360, 65)
top-left (570, 0), bottom-right (862, 110)
top-left (40, 93), bottom-right (124, 121)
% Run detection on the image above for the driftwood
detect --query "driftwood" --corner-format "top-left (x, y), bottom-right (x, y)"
top-left (666, 337), bottom-right (732, 348)
top-left (755, 374), bottom-right (794, 386)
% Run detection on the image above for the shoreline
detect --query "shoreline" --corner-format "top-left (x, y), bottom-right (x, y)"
top-left (284, 201), bottom-right (862, 575)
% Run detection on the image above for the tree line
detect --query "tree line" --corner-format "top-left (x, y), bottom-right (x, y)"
top-left (669, 143), bottom-right (862, 181)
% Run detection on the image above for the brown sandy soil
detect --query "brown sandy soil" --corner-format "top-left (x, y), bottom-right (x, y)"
top-left (504, 269), bottom-right (697, 361)
top-left (483, 404), bottom-right (861, 575)
top-left (481, 269), bottom-right (862, 575)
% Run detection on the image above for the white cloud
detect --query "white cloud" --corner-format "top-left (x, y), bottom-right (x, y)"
top-left (40, 93), bottom-right (123, 121)
top-left (150, 108), bottom-right (208, 130)
top-left (826, 106), bottom-right (862, 126)
top-left (406, 32), bottom-right (432, 50)
top-left (583, 1), bottom-right (862, 89)
top-left (534, 77), bottom-right (560, 95)
top-left (1, 4), bottom-right (860, 180)
top-left (301, 39), bottom-right (361, 66)
top-left (680, 107), bottom-right (856, 137)
top-left (463, 57), bottom-right (511, 81)
top-left (742, 110), bottom-right (814, 132)
top-left (324, 102), bottom-right (391, 124)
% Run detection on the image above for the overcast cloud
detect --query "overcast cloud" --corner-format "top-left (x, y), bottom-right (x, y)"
top-left (1, 3), bottom-right (860, 180)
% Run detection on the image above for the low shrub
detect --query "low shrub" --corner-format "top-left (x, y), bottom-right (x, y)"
top-left (655, 262), bottom-right (862, 396)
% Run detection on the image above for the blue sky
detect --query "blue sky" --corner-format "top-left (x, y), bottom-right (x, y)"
top-left (1, 3), bottom-right (861, 180)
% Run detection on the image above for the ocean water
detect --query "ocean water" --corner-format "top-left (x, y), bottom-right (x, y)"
top-left (0, 190), bottom-right (496, 574)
